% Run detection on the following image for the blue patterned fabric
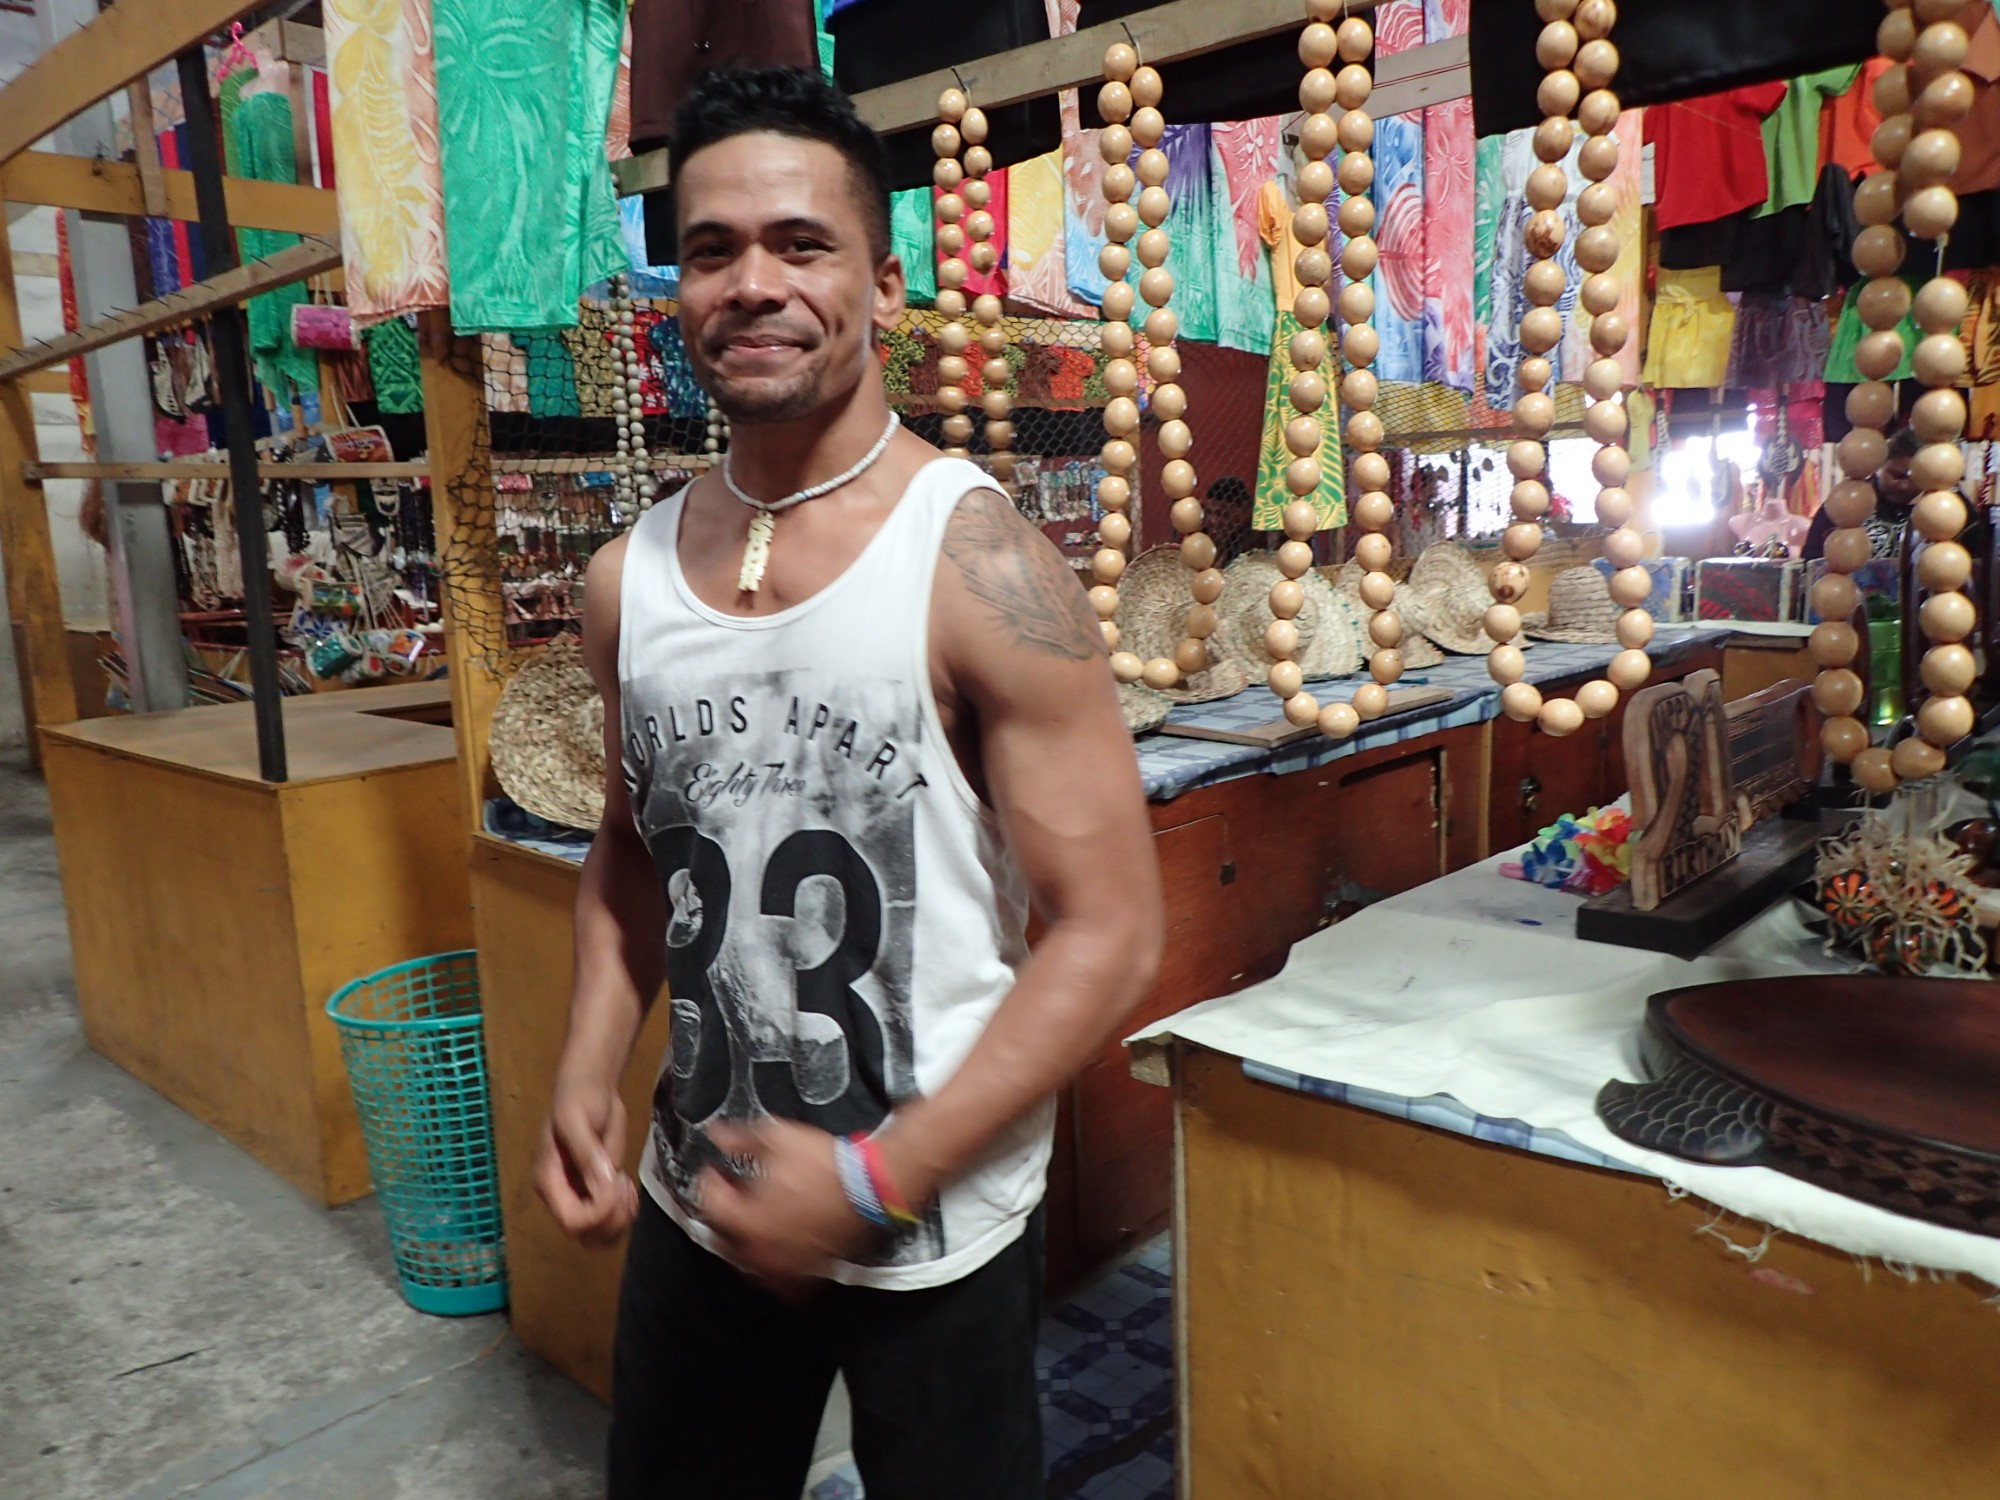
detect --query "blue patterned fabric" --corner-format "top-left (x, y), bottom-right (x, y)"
top-left (1242, 1060), bottom-right (1641, 1172)
top-left (1132, 627), bottom-right (1710, 800)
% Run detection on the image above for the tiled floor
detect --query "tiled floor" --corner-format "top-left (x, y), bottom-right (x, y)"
top-left (809, 1237), bottom-right (1175, 1500)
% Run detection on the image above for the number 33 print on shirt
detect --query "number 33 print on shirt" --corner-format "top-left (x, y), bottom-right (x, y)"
top-left (624, 668), bottom-right (939, 1265)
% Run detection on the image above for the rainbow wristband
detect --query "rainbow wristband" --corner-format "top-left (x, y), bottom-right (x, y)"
top-left (853, 1134), bottom-right (922, 1229)
top-left (834, 1134), bottom-right (892, 1231)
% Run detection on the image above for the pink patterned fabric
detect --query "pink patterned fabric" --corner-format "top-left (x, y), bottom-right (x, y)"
top-left (1423, 94), bottom-right (1475, 390)
top-left (1213, 118), bottom-right (1277, 279)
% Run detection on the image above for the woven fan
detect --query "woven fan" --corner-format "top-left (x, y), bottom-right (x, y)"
top-left (1112, 546), bottom-right (1252, 704)
top-left (1213, 552), bottom-right (1360, 683)
top-left (490, 637), bottom-right (607, 831)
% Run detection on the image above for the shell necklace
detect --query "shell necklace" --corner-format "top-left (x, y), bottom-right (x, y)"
top-left (722, 411), bottom-right (900, 592)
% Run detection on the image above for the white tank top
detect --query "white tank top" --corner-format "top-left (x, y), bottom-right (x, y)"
top-left (618, 455), bottom-right (1049, 1290)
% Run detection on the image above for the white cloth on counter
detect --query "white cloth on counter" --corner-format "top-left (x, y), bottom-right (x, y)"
top-left (1133, 853), bottom-right (2000, 1286)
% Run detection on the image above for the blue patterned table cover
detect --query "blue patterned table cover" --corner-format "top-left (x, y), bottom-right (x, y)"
top-left (1133, 626), bottom-right (1710, 800)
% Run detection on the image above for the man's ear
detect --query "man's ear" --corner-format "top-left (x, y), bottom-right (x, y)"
top-left (875, 251), bottom-right (909, 334)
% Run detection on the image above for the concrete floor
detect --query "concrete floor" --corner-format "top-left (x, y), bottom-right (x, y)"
top-left (0, 751), bottom-right (611, 1499)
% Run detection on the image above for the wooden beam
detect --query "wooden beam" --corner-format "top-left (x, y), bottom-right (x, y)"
top-left (0, 197), bottom-right (78, 737)
top-left (418, 310), bottom-right (507, 830)
top-left (0, 0), bottom-right (265, 168)
top-left (21, 370), bottom-right (70, 394)
top-left (25, 460), bottom-right (432, 482)
top-left (0, 151), bottom-right (338, 236)
top-left (0, 236), bottom-right (341, 381)
top-left (611, 0), bottom-right (1466, 198)
top-left (250, 19), bottom-right (327, 68)
top-left (126, 82), bottom-right (168, 219)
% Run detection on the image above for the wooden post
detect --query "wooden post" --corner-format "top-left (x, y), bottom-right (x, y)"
top-left (0, 198), bottom-right (80, 740)
top-left (417, 309), bottom-right (505, 833)
top-left (177, 48), bottom-right (286, 780)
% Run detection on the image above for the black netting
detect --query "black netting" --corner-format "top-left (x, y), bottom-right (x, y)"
top-left (431, 294), bottom-right (1284, 674)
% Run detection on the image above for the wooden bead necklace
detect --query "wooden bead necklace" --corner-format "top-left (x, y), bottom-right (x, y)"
top-left (608, 272), bottom-right (657, 512)
top-left (1090, 42), bottom-right (1222, 689)
top-left (1480, 0), bottom-right (1647, 737)
top-left (1814, 0), bottom-right (1977, 793)
top-left (933, 91), bottom-right (1018, 488)
top-left (1256, 0), bottom-right (1404, 736)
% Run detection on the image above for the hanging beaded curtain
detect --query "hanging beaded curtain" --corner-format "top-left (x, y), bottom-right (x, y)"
top-left (1090, 42), bottom-right (1222, 691)
top-left (1813, 0), bottom-right (1979, 792)
top-left (933, 92), bottom-right (1020, 485)
top-left (1476, 0), bottom-right (1648, 738)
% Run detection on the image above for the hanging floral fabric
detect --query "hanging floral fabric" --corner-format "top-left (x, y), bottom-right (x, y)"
top-left (1209, 119), bottom-right (1279, 356)
top-left (432, 0), bottom-right (627, 330)
top-left (892, 189), bottom-right (937, 305)
top-left (323, 0), bottom-right (451, 323)
top-left (364, 317), bottom-right (424, 414)
top-left (1062, 58), bottom-right (1111, 309)
top-left (1006, 0), bottom-right (1092, 318)
top-left (1255, 180), bottom-right (1344, 531)
top-left (1559, 109), bottom-right (1644, 387)
top-left (233, 89), bottom-right (321, 400)
top-left (1419, 0), bottom-right (1475, 392)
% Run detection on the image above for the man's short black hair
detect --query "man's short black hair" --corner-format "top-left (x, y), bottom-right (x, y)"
top-left (670, 67), bottom-right (893, 264)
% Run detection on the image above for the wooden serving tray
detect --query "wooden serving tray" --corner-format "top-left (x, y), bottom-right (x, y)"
top-left (1596, 977), bottom-right (2000, 1237)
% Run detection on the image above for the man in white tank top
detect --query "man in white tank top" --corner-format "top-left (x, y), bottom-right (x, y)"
top-left (532, 68), bottom-right (1165, 1499)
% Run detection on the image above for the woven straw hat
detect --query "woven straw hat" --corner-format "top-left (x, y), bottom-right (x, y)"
top-left (491, 637), bottom-right (607, 830)
top-left (1119, 681), bottom-right (1172, 735)
top-left (1112, 546), bottom-right (1251, 704)
top-left (1333, 560), bottom-right (1446, 670)
top-left (1212, 552), bottom-right (1361, 683)
top-left (1527, 565), bottom-right (1622, 643)
top-left (1402, 542), bottom-right (1528, 655)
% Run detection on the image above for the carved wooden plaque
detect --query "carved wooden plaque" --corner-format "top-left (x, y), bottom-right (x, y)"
top-left (1626, 668), bottom-right (1742, 911)
top-left (1725, 678), bottom-right (1818, 830)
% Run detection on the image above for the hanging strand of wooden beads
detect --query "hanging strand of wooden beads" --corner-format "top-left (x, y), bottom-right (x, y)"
top-left (1814, 0), bottom-right (1978, 793)
top-left (961, 107), bottom-right (1017, 488)
top-left (609, 273), bottom-right (657, 511)
top-left (1481, 0), bottom-right (1647, 738)
top-left (1263, 1), bottom-right (1403, 739)
top-left (933, 91), bottom-right (978, 458)
top-left (1095, 41), bottom-right (1220, 690)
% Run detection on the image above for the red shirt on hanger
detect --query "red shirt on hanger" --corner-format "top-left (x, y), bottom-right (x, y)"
top-left (1644, 83), bottom-right (1789, 230)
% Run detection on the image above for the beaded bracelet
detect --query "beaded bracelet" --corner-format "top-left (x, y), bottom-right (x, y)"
top-left (853, 1134), bottom-right (922, 1229)
top-left (833, 1133), bottom-right (893, 1231)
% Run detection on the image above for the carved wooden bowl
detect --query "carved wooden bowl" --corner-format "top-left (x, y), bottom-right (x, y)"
top-left (1597, 977), bottom-right (2000, 1237)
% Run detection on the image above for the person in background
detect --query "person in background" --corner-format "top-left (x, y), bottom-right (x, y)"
top-left (1804, 426), bottom-right (1921, 561)
top-left (1204, 475), bottom-right (1255, 564)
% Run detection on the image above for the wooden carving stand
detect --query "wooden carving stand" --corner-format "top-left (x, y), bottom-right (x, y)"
top-left (1626, 668), bottom-right (1741, 910)
top-left (1724, 677), bottom-right (1818, 829)
top-left (1578, 673), bottom-right (1846, 958)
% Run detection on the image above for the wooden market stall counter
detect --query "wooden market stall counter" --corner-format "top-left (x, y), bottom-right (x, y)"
top-left (472, 629), bottom-right (1743, 1400)
top-left (1136, 858), bottom-right (2000, 1498)
top-left (40, 679), bottom-right (472, 1206)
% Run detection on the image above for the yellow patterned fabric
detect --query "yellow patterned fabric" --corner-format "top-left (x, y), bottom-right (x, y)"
top-left (323, 0), bottom-right (450, 324)
top-left (1255, 310), bottom-right (1345, 531)
top-left (1641, 267), bottom-right (1736, 390)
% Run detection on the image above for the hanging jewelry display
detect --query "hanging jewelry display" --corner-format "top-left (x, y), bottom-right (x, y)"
top-left (607, 272), bottom-right (656, 512)
top-left (1813, 0), bottom-right (1977, 792)
top-left (933, 91), bottom-right (981, 462)
top-left (1476, 0), bottom-right (1645, 738)
top-left (1257, 2), bottom-right (1400, 735)
top-left (1093, 40), bottom-right (1221, 691)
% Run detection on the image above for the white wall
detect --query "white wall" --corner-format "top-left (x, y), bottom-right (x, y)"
top-left (0, 0), bottom-right (110, 744)
top-left (0, 199), bottom-right (103, 749)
